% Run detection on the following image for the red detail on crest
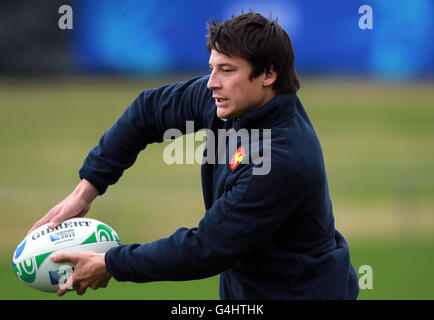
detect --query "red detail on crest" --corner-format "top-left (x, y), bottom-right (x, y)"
top-left (230, 146), bottom-right (246, 171)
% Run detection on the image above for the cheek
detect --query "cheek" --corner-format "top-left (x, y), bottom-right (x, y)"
top-left (235, 82), bottom-right (262, 109)
top-left (232, 81), bottom-right (253, 103)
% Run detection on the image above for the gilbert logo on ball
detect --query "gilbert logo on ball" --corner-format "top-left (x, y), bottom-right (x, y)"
top-left (12, 217), bottom-right (121, 292)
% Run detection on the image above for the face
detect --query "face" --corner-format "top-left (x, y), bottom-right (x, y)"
top-left (207, 49), bottom-right (276, 119)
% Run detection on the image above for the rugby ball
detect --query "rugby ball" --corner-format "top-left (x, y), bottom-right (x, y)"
top-left (12, 217), bottom-right (121, 292)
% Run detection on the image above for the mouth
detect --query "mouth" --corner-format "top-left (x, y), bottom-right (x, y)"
top-left (213, 96), bottom-right (229, 107)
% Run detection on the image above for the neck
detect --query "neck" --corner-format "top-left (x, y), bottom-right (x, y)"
top-left (259, 88), bottom-right (278, 109)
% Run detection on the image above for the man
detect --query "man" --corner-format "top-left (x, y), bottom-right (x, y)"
top-left (30, 12), bottom-right (359, 299)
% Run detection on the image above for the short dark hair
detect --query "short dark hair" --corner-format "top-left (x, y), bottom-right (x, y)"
top-left (206, 11), bottom-right (300, 93)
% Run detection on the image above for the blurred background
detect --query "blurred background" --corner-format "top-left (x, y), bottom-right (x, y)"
top-left (0, 0), bottom-right (433, 299)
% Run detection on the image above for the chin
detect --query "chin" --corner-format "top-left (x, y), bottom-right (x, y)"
top-left (216, 108), bottom-right (231, 119)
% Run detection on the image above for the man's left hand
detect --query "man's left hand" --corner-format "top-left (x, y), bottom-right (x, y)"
top-left (50, 251), bottom-right (112, 296)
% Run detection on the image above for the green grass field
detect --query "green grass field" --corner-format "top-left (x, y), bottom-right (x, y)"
top-left (0, 76), bottom-right (433, 299)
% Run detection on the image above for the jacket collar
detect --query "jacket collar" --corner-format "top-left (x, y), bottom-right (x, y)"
top-left (233, 93), bottom-right (297, 130)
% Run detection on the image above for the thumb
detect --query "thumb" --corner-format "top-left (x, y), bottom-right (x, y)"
top-left (50, 251), bottom-right (79, 264)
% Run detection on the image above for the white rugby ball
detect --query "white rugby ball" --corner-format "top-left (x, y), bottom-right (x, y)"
top-left (12, 217), bottom-right (121, 292)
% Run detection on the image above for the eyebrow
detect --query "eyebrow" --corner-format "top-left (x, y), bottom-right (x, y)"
top-left (208, 62), bottom-right (237, 69)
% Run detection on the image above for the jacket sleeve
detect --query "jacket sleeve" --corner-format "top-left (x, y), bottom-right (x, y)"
top-left (104, 164), bottom-right (306, 282)
top-left (78, 76), bottom-right (211, 195)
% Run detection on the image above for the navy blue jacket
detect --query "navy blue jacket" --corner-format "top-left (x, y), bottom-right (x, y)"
top-left (79, 75), bottom-right (359, 299)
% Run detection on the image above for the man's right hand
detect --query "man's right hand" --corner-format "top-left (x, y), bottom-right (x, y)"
top-left (28, 179), bottom-right (99, 234)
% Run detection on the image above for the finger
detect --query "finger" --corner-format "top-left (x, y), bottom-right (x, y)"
top-left (98, 279), bottom-right (110, 289)
top-left (77, 283), bottom-right (87, 296)
top-left (48, 206), bottom-right (71, 229)
top-left (28, 218), bottom-right (51, 234)
top-left (28, 222), bottom-right (41, 235)
top-left (89, 282), bottom-right (99, 290)
top-left (56, 283), bottom-right (71, 296)
top-left (57, 288), bottom-right (68, 296)
top-left (27, 206), bottom-right (60, 234)
top-left (57, 272), bottom-right (76, 296)
top-left (49, 198), bottom-right (90, 229)
top-left (47, 218), bottom-right (68, 231)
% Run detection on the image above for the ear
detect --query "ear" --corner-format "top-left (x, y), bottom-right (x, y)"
top-left (263, 65), bottom-right (277, 88)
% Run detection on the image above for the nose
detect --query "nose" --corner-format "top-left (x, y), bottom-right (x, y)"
top-left (207, 70), bottom-right (222, 90)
